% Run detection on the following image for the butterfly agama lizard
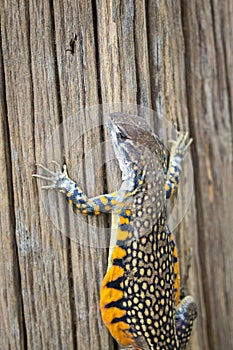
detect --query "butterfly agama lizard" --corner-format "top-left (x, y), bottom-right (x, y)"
top-left (33, 112), bottom-right (197, 350)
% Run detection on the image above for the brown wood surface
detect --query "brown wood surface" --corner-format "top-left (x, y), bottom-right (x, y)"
top-left (0, 1), bottom-right (232, 349)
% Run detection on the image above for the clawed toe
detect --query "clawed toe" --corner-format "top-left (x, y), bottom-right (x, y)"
top-left (32, 161), bottom-right (68, 190)
top-left (171, 132), bottom-right (193, 157)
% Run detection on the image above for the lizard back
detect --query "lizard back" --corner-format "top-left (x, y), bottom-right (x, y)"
top-left (100, 113), bottom-right (180, 349)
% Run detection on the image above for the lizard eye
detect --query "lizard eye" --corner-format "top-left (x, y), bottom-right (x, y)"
top-left (118, 131), bottom-right (128, 140)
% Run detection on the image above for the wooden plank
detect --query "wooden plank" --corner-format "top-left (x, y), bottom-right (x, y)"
top-left (1, 1), bottom-right (74, 348)
top-left (51, 1), bottom-right (114, 348)
top-left (0, 34), bottom-right (25, 350)
top-left (0, 0), bottom-right (232, 349)
top-left (181, 0), bottom-right (233, 349)
top-left (146, 2), bottom-right (206, 349)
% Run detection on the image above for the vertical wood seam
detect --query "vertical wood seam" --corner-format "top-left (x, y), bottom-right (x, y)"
top-left (49, 0), bottom-right (63, 125)
top-left (92, 0), bottom-right (102, 105)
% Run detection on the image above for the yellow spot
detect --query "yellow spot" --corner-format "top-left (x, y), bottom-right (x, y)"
top-left (82, 209), bottom-right (87, 214)
top-left (142, 282), bottom-right (147, 290)
top-left (140, 268), bottom-right (145, 276)
top-left (170, 167), bottom-right (175, 174)
top-left (142, 324), bottom-right (147, 332)
top-left (138, 251), bottom-right (143, 259)
top-left (125, 209), bottom-right (131, 216)
top-left (100, 196), bottom-right (108, 205)
top-left (105, 205), bottom-right (111, 211)
top-left (117, 229), bottom-right (130, 241)
top-left (111, 198), bottom-right (118, 205)
top-left (67, 191), bottom-right (72, 198)
top-left (94, 205), bottom-right (100, 215)
top-left (69, 199), bottom-right (73, 205)
top-left (138, 303), bottom-right (143, 310)
top-left (120, 216), bottom-right (129, 225)
top-left (165, 183), bottom-right (170, 191)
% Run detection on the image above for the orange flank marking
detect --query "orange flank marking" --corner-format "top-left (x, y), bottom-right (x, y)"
top-left (101, 282), bottom-right (123, 307)
top-left (119, 216), bottom-right (129, 225)
top-left (173, 246), bottom-right (180, 305)
top-left (170, 233), bottom-right (180, 305)
top-left (174, 264), bottom-right (180, 305)
top-left (100, 246), bottom-right (135, 347)
top-left (101, 263), bottom-right (124, 286)
top-left (111, 246), bottom-right (126, 260)
top-left (100, 271), bottom-right (133, 346)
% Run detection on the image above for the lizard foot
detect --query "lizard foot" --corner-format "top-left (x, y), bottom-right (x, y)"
top-left (170, 132), bottom-right (193, 159)
top-left (32, 161), bottom-right (68, 190)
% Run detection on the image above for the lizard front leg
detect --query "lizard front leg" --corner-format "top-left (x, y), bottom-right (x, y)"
top-left (165, 132), bottom-right (193, 199)
top-left (33, 161), bottom-right (146, 216)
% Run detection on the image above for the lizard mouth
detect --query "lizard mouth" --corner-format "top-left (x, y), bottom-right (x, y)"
top-left (108, 118), bottom-right (134, 181)
top-left (116, 154), bottom-right (134, 180)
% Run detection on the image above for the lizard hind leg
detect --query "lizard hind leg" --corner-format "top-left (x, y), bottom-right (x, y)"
top-left (175, 296), bottom-right (197, 349)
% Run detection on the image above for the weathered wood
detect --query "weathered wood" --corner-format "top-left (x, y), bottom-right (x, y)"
top-left (181, 1), bottom-right (233, 349)
top-left (0, 1), bottom-right (232, 350)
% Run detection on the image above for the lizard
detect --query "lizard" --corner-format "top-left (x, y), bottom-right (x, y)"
top-left (33, 112), bottom-right (197, 350)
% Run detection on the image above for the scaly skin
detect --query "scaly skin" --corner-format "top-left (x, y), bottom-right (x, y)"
top-left (33, 112), bottom-right (197, 349)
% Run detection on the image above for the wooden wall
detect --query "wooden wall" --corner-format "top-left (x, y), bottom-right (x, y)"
top-left (0, 1), bottom-right (232, 349)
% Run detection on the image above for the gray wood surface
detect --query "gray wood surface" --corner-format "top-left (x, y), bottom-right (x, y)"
top-left (0, 1), bottom-right (232, 349)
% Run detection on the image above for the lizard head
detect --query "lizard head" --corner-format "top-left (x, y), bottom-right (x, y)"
top-left (108, 112), bottom-right (166, 181)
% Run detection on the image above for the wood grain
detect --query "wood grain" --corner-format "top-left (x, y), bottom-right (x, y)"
top-left (0, 1), bottom-right (232, 349)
